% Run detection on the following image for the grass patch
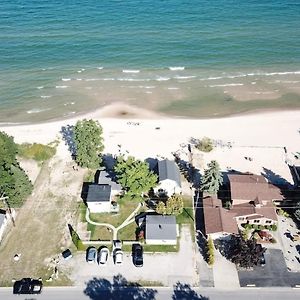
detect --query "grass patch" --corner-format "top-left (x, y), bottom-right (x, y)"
top-left (89, 225), bottom-right (113, 241)
top-left (89, 201), bottom-right (140, 228)
top-left (84, 169), bottom-right (96, 182)
top-left (143, 244), bottom-right (178, 253)
top-left (118, 222), bottom-right (137, 241)
top-left (18, 143), bottom-right (56, 161)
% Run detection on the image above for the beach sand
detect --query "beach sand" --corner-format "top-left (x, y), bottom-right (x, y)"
top-left (1, 103), bottom-right (299, 185)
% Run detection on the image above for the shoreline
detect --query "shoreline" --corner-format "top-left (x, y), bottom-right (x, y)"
top-left (1, 101), bottom-right (300, 127)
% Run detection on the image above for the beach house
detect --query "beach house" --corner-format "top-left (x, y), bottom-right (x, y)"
top-left (154, 159), bottom-right (182, 197)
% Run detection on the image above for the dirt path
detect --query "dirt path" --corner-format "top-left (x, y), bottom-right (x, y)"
top-left (0, 140), bottom-right (86, 286)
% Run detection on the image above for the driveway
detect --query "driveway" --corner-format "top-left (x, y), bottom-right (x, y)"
top-left (66, 225), bottom-right (197, 286)
top-left (238, 249), bottom-right (300, 287)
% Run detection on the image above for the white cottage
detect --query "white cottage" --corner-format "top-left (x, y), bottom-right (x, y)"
top-left (154, 159), bottom-right (182, 197)
top-left (86, 184), bottom-right (112, 213)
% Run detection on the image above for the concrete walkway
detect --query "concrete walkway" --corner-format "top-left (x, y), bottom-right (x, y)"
top-left (213, 247), bottom-right (240, 289)
top-left (85, 202), bottom-right (142, 240)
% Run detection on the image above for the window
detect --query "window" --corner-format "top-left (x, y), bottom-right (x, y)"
top-left (253, 219), bottom-right (260, 223)
top-left (265, 220), bottom-right (272, 224)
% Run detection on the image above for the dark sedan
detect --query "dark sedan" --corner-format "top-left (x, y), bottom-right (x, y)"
top-left (132, 243), bottom-right (143, 267)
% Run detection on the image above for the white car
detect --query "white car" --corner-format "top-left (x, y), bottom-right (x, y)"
top-left (98, 247), bottom-right (109, 265)
top-left (114, 249), bottom-right (123, 265)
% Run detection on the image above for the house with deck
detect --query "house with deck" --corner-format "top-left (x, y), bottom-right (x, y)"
top-left (154, 159), bottom-right (182, 197)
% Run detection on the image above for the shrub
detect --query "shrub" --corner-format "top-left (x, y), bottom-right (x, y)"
top-left (196, 137), bottom-right (214, 152)
top-left (271, 224), bottom-right (277, 231)
top-left (270, 237), bottom-right (277, 244)
top-left (207, 237), bottom-right (215, 266)
top-left (18, 143), bottom-right (56, 161)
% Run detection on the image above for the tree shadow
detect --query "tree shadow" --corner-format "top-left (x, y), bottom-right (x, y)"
top-left (84, 275), bottom-right (157, 300)
top-left (172, 282), bottom-right (209, 300)
top-left (61, 125), bottom-right (76, 157)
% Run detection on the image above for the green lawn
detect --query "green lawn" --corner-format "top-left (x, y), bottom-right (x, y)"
top-left (88, 223), bottom-right (113, 241)
top-left (118, 222), bottom-right (137, 241)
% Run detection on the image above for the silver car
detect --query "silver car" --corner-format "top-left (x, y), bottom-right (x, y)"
top-left (98, 247), bottom-right (109, 265)
top-left (86, 247), bottom-right (97, 263)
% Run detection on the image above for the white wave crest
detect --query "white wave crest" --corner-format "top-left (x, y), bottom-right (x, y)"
top-left (40, 95), bottom-right (52, 99)
top-left (62, 78), bottom-right (71, 81)
top-left (27, 108), bottom-right (50, 114)
top-left (169, 66), bottom-right (185, 71)
top-left (174, 75), bottom-right (196, 79)
top-left (122, 69), bottom-right (140, 73)
top-left (97, 67), bottom-right (104, 70)
top-left (37, 86), bottom-right (44, 89)
top-left (209, 83), bottom-right (244, 87)
top-left (56, 85), bottom-right (69, 88)
top-left (156, 77), bottom-right (170, 81)
top-left (167, 87), bottom-right (179, 90)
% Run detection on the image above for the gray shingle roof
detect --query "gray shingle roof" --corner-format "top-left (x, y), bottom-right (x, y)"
top-left (158, 159), bottom-right (181, 187)
top-left (98, 171), bottom-right (122, 191)
top-left (86, 184), bottom-right (111, 202)
top-left (145, 215), bottom-right (177, 241)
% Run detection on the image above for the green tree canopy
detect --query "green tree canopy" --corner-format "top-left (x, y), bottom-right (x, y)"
top-left (201, 160), bottom-right (223, 195)
top-left (0, 131), bottom-right (33, 207)
top-left (114, 155), bottom-right (157, 199)
top-left (155, 194), bottom-right (184, 216)
top-left (73, 119), bottom-right (104, 168)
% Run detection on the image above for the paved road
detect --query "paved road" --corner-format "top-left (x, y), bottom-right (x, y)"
top-left (1, 287), bottom-right (300, 300)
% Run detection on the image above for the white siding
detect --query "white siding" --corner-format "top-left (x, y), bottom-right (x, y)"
top-left (87, 202), bottom-right (111, 213)
top-left (145, 238), bottom-right (177, 245)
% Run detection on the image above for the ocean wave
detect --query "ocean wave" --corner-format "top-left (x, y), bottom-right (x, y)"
top-left (62, 78), bottom-right (71, 81)
top-left (169, 66), bottom-right (185, 71)
top-left (27, 108), bottom-right (50, 114)
top-left (76, 78), bottom-right (82, 81)
top-left (85, 78), bottom-right (100, 81)
top-left (122, 69), bottom-right (140, 73)
top-left (103, 78), bottom-right (115, 81)
top-left (174, 75), bottom-right (196, 79)
top-left (56, 85), bottom-right (69, 88)
top-left (63, 102), bottom-right (75, 106)
top-left (37, 86), bottom-right (44, 89)
top-left (117, 78), bottom-right (149, 82)
top-left (274, 80), bottom-right (300, 84)
top-left (156, 77), bottom-right (170, 81)
top-left (167, 87), bottom-right (179, 90)
top-left (209, 83), bottom-right (244, 87)
top-left (40, 95), bottom-right (52, 99)
top-left (97, 67), bottom-right (104, 70)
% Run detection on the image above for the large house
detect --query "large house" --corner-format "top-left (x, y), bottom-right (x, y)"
top-left (145, 215), bottom-right (177, 245)
top-left (203, 173), bottom-right (283, 239)
top-left (154, 159), bottom-right (182, 197)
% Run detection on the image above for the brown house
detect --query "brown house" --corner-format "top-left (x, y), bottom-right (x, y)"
top-left (203, 173), bottom-right (283, 239)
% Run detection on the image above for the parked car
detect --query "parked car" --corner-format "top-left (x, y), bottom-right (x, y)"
top-left (13, 278), bottom-right (43, 295)
top-left (114, 249), bottom-right (123, 265)
top-left (86, 247), bottom-right (97, 263)
top-left (98, 247), bottom-right (109, 265)
top-left (132, 243), bottom-right (143, 267)
top-left (260, 254), bottom-right (266, 267)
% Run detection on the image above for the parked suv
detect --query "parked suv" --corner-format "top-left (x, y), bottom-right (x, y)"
top-left (13, 278), bottom-right (43, 295)
top-left (132, 243), bottom-right (143, 267)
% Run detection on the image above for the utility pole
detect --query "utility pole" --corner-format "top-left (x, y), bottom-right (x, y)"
top-left (0, 193), bottom-right (15, 227)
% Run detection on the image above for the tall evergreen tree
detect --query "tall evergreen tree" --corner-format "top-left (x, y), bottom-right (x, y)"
top-left (201, 160), bottom-right (223, 195)
top-left (73, 119), bottom-right (104, 168)
top-left (114, 155), bottom-right (157, 199)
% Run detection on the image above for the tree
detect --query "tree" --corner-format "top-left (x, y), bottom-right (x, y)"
top-left (228, 236), bottom-right (265, 268)
top-left (114, 156), bottom-right (157, 199)
top-left (0, 131), bottom-right (33, 207)
top-left (201, 160), bottom-right (223, 195)
top-left (196, 137), bottom-right (214, 152)
top-left (73, 119), bottom-right (104, 168)
top-left (207, 237), bottom-right (215, 265)
top-left (155, 194), bottom-right (184, 216)
top-left (293, 201), bottom-right (300, 221)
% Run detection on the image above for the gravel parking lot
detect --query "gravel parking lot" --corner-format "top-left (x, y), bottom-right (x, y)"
top-left (65, 225), bottom-right (197, 287)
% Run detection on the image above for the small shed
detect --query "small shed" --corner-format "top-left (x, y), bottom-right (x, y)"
top-left (145, 215), bottom-right (177, 245)
top-left (86, 184), bottom-right (112, 213)
top-left (154, 159), bottom-right (182, 197)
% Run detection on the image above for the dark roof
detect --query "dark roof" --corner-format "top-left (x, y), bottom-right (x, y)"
top-left (228, 173), bottom-right (283, 202)
top-left (98, 171), bottom-right (122, 191)
top-left (86, 184), bottom-right (111, 202)
top-left (203, 197), bottom-right (238, 235)
top-left (158, 159), bottom-right (181, 187)
top-left (145, 215), bottom-right (177, 241)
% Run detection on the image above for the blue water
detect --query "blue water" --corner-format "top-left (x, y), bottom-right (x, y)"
top-left (1, 0), bottom-right (300, 121)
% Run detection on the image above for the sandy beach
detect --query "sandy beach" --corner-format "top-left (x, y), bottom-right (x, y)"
top-left (1, 103), bottom-right (299, 185)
